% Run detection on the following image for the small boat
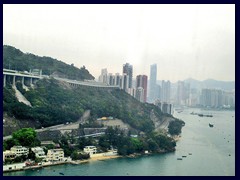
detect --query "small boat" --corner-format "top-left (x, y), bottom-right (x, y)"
top-left (188, 153), bottom-right (192, 155)
top-left (182, 155), bottom-right (187, 158)
top-left (177, 158), bottom-right (183, 160)
top-left (59, 172), bottom-right (64, 175)
top-left (198, 114), bottom-right (204, 117)
top-left (206, 115), bottom-right (213, 117)
top-left (209, 123), bottom-right (214, 128)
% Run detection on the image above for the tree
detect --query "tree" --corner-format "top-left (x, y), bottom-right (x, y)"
top-left (12, 128), bottom-right (40, 147)
top-left (28, 149), bottom-right (36, 160)
top-left (168, 119), bottom-right (185, 136)
top-left (4, 138), bottom-right (19, 150)
top-left (147, 139), bottom-right (159, 152)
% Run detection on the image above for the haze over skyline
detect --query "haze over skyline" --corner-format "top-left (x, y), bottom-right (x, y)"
top-left (3, 4), bottom-right (235, 83)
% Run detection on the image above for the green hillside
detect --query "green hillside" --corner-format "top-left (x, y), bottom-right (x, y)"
top-left (3, 45), bottom-right (94, 80)
top-left (3, 78), bottom-right (164, 133)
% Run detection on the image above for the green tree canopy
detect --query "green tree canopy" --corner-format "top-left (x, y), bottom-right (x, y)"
top-left (12, 128), bottom-right (40, 147)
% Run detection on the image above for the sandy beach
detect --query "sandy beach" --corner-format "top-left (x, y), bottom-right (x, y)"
top-left (172, 135), bottom-right (181, 141)
top-left (70, 155), bottom-right (121, 164)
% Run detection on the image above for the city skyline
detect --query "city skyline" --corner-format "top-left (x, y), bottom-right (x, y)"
top-left (3, 4), bottom-right (235, 82)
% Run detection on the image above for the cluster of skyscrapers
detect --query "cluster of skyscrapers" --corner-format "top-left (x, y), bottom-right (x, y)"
top-left (200, 88), bottom-right (235, 108)
top-left (98, 63), bottom-right (235, 110)
top-left (98, 63), bottom-right (148, 103)
top-left (98, 63), bottom-right (172, 113)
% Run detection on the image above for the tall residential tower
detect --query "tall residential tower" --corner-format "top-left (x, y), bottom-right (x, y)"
top-left (123, 63), bottom-right (133, 89)
top-left (136, 75), bottom-right (148, 102)
top-left (149, 64), bottom-right (157, 103)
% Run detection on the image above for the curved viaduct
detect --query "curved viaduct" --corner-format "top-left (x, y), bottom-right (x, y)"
top-left (3, 68), bottom-right (120, 90)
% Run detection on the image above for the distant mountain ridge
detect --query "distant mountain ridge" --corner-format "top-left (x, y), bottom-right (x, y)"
top-left (184, 78), bottom-right (235, 91)
top-left (157, 78), bottom-right (234, 91)
top-left (3, 45), bottom-right (95, 81)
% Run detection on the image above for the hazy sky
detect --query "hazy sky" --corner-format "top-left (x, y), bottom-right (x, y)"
top-left (3, 4), bottom-right (235, 82)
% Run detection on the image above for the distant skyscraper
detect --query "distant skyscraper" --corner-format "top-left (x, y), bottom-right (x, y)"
top-left (135, 87), bottom-right (144, 102)
top-left (201, 88), bottom-right (224, 108)
top-left (123, 63), bottom-right (133, 88)
top-left (162, 80), bottom-right (171, 103)
top-left (99, 68), bottom-right (108, 84)
top-left (108, 73), bottom-right (115, 85)
top-left (177, 81), bottom-right (190, 105)
top-left (122, 73), bottom-right (129, 92)
top-left (115, 73), bottom-right (121, 87)
top-left (136, 75), bottom-right (148, 102)
top-left (177, 81), bottom-right (185, 105)
top-left (149, 64), bottom-right (157, 102)
top-left (156, 84), bottom-right (161, 100)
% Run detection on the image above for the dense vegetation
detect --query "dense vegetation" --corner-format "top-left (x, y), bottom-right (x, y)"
top-left (101, 127), bottom-right (176, 155)
top-left (3, 45), bottom-right (94, 80)
top-left (53, 126), bottom-right (176, 157)
top-left (4, 126), bottom-right (176, 165)
top-left (3, 78), bottom-right (163, 132)
top-left (168, 119), bottom-right (185, 135)
top-left (3, 128), bottom-right (42, 164)
top-left (3, 128), bottom-right (40, 151)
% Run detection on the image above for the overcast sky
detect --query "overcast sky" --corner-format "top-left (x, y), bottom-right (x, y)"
top-left (3, 4), bottom-right (235, 82)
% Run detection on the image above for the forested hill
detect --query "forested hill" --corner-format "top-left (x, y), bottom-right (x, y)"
top-left (3, 78), bottom-right (164, 133)
top-left (3, 45), bottom-right (95, 80)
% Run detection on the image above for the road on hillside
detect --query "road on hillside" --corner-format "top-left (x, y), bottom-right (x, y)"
top-left (3, 110), bottom-right (91, 140)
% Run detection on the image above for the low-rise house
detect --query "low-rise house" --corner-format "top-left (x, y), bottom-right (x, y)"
top-left (83, 146), bottom-right (97, 156)
top-left (3, 162), bottom-right (26, 172)
top-left (3, 150), bottom-right (16, 162)
top-left (46, 149), bottom-right (64, 162)
top-left (31, 147), bottom-right (46, 159)
top-left (10, 146), bottom-right (29, 157)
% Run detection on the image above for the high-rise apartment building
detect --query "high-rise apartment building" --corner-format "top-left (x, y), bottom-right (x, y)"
top-left (201, 88), bottom-right (226, 108)
top-left (135, 87), bottom-right (144, 102)
top-left (149, 64), bottom-right (157, 103)
top-left (122, 73), bottom-right (129, 92)
top-left (162, 80), bottom-right (171, 103)
top-left (98, 68), bottom-right (108, 84)
top-left (108, 73), bottom-right (115, 85)
top-left (123, 63), bottom-right (133, 88)
top-left (136, 75), bottom-right (148, 102)
top-left (177, 81), bottom-right (190, 105)
top-left (115, 73), bottom-right (121, 87)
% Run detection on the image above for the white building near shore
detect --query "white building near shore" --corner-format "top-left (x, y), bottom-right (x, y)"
top-left (10, 146), bottom-right (29, 157)
top-left (3, 162), bottom-right (26, 172)
top-left (83, 146), bottom-right (97, 156)
top-left (31, 147), bottom-right (46, 159)
top-left (3, 150), bottom-right (16, 162)
top-left (46, 149), bottom-right (64, 162)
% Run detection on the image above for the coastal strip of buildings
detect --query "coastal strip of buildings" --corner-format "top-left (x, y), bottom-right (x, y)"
top-left (3, 144), bottom-right (117, 172)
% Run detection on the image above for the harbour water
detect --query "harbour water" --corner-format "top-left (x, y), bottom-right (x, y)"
top-left (4, 108), bottom-right (235, 176)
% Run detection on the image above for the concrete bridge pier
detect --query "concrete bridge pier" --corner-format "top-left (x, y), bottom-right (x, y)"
top-left (21, 77), bottom-right (29, 91)
top-left (30, 78), bottom-right (33, 87)
top-left (3, 74), bottom-right (6, 87)
top-left (21, 76), bottom-right (25, 85)
top-left (12, 75), bottom-right (16, 87)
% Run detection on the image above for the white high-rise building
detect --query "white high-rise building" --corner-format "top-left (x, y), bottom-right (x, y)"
top-left (149, 64), bottom-right (157, 103)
